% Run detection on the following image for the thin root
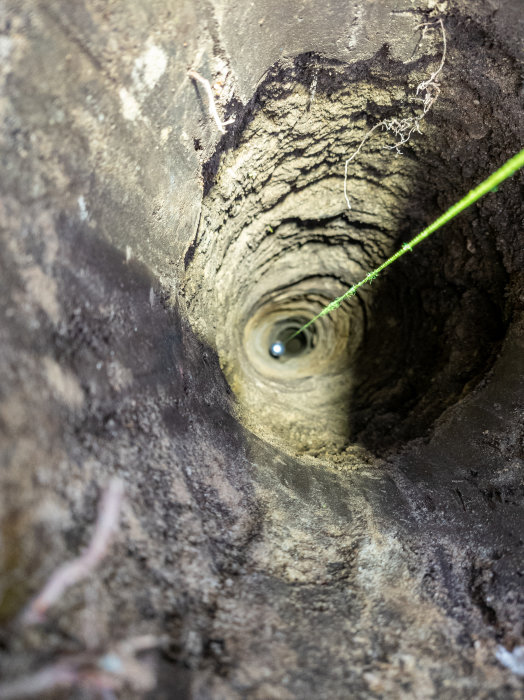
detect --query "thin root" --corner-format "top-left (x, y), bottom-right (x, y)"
top-left (344, 18), bottom-right (446, 209)
top-left (188, 69), bottom-right (235, 134)
top-left (21, 477), bottom-right (124, 626)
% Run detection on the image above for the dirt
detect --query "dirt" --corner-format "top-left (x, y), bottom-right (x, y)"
top-left (0, 1), bottom-right (523, 698)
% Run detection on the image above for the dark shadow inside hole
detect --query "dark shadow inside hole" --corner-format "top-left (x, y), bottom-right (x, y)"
top-left (348, 219), bottom-right (509, 454)
top-left (285, 333), bottom-right (307, 355)
top-left (269, 321), bottom-right (315, 359)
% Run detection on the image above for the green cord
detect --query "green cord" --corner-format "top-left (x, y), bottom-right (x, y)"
top-left (287, 148), bottom-right (524, 342)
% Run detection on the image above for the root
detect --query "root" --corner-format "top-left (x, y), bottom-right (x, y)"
top-left (21, 478), bottom-right (124, 625)
top-left (344, 18), bottom-right (446, 210)
top-left (188, 69), bottom-right (235, 134)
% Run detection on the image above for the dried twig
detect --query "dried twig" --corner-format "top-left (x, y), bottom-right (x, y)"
top-left (21, 478), bottom-right (124, 625)
top-left (343, 19), bottom-right (446, 210)
top-left (188, 69), bottom-right (235, 134)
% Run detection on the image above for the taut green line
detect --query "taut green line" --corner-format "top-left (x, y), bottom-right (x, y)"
top-left (287, 148), bottom-right (524, 343)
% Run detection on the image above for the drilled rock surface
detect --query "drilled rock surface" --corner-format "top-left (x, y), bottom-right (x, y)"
top-left (0, 1), bottom-right (523, 699)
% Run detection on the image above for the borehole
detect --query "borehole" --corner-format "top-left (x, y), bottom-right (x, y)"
top-left (184, 48), bottom-right (520, 458)
top-left (269, 319), bottom-right (315, 359)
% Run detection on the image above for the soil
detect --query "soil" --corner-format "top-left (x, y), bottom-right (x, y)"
top-left (0, 1), bottom-right (523, 698)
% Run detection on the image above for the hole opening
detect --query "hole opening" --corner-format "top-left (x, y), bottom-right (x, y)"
top-left (183, 49), bottom-right (520, 458)
top-left (269, 319), bottom-right (316, 359)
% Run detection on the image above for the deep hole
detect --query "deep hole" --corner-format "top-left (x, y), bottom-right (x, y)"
top-left (285, 333), bottom-right (306, 356)
top-left (271, 324), bottom-right (313, 359)
top-left (184, 47), bottom-right (521, 458)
